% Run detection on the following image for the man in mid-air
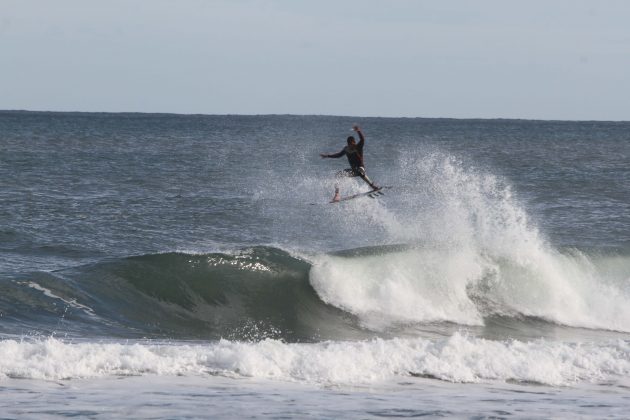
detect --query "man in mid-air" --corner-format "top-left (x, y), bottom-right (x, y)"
top-left (320, 125), bottom-right (379, 201)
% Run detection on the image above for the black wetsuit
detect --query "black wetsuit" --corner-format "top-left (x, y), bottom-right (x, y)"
top-left (328, 132), bottom-right (365, 175)
top-left (326, 131), bottom-right (377, 188)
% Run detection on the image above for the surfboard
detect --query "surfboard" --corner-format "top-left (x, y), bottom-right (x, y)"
top-left (330, 186), bottom-right (392, 203)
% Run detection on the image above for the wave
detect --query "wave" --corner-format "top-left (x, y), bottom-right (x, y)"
top-left (3, 243), bottom-right (630, 341)
top-left (1, 247), bottom-right (364, 341)
top-left (311, 245), bottom-right (630, 333)
top-left (309, 154), bottom-right (630, 334)
top-left (1, 333), bottom-right (628, 386)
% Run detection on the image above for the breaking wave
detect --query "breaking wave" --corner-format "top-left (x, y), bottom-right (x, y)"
top-left (2, 244), bottom-right (630, 341)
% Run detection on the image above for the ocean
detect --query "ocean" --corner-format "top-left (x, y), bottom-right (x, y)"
top-left (1, 111), bottom-right (629, 418)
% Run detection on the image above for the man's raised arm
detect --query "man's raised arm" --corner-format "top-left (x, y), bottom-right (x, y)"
top-left (353, 125), bottom-right (365, 147)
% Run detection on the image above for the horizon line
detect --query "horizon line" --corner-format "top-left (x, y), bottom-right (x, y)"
top-left (1, 109), bottom-right (628, 124)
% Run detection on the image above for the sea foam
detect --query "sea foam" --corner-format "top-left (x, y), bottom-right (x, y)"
top-left (0, 334), bottom-right (628, 387)
top-left (310, 154), bottom-right (630, 332)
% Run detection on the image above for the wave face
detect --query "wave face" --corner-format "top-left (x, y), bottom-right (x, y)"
top-left (1, 248), bottom-right (365, 341)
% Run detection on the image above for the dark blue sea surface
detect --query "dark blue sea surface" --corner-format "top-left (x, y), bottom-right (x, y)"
top-left (1, 111), bottom-right (629, 418)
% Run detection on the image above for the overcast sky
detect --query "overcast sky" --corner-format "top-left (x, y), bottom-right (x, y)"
top-left (2, 0), bottom-right (629, 120)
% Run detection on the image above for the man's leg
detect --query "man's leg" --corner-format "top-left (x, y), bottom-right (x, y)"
top-left (356, 167), bottom-right (380, 190)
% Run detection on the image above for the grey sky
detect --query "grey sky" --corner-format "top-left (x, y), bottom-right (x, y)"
top-left (2, 0), bottom-right (629, 120)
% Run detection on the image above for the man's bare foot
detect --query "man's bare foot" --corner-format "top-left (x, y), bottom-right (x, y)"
top-left (331, 187), bottom-right (341, 203)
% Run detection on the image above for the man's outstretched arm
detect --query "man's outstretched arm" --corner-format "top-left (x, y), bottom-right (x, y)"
top-left (320, 149), bottom-right (346, 158)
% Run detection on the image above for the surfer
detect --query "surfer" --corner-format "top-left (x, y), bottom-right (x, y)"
top-left (320, 125), bottom-right (380, 201)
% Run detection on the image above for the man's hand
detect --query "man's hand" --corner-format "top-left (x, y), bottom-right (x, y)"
top-left (320, 153), bottom-right (328, 158)
top-left (352, 124), bottom-right (361, 132)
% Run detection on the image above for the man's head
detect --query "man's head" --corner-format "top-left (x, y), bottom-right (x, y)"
top-left (347, 136), bottom-right (356, 146)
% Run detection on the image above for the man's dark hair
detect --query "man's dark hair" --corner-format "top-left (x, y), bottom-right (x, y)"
top-left (347, 136), bottom-right (356, 145)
